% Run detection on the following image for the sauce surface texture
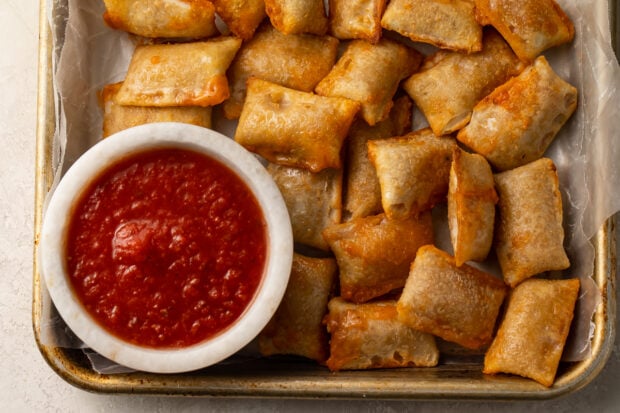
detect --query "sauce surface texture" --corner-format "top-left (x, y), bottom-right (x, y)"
top-left (66, 148), bottom-right (267, 348)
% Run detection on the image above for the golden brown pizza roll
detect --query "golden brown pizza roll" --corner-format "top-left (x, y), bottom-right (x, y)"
top-left (403, 29), bottom-right (523, 136)
top-left (474, 0), bottom-right (574, 62)
top-left (322, 212), bottom-right (433, 303)
top-left (315, 38), bottom-right (422, 126)
top-left (368, 129), bottom-right (456, 220)
top-left (258, 253), bottom-right (337, 363)
top-left (484, 278), bottom-right (580, 386)
top-left (494, 158), bottom-right (570, 287)
top-left (115, 37), bottom-right (242, 108)
top-left (235, 78), bottom-right (360, 172)
top-left (328, 0), bottom-right (387, 44)
top-left (264, 0), bottom-right (328, 35)
top-left (211, 0), bottom-right (266, 40)
top-left (456, 56), bottom-right (578, 171)
top-left (102, 0), bottom-right (218, 39)
top-left (343, 95), bottom-right (413, 220)
top-left (223, 23), bottom-right (339, 119)
top-left (325, 298), bottom-right (439, 371)
top-left (381, 0), bottom-right (482, 53)
top-left (101, 82), bottom-right (212, 138)
top-left (267, 163), bottom-right (341, 251)
top-left (397, 245), bottom-right (507, 349)
top-left (448, 148), bottom-right (497, 266)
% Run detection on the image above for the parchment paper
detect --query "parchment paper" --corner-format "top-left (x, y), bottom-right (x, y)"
top-left (42, 0), bottom-right (620, 367)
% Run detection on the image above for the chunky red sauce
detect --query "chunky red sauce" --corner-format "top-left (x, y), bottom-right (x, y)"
top-left (66, 148), bottom-right (267, 348)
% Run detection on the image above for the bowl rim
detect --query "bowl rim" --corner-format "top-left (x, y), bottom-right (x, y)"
top-left (38, 122), bottom-right (293, 373)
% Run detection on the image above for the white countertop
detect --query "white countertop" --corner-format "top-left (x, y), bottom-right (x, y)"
top-left (2, 1), bottom-right (618, 411)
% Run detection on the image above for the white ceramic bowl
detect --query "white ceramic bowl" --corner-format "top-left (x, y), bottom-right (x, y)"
top-left (39, 123), bottom-right (293, 373)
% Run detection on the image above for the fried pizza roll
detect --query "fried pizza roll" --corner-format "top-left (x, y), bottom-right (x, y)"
top-left (264, 0), bottom-right (328, 35)
top-left (102, 0), bottom-right (218, 39)
top-left (344, 95), bottom-right (413, 220)
top-left (328, 0), bottom-right (387, 44)
top-left (397, 245), bottom-right (507, 349)
top-left (494, 158), bottom-right (570, 287)
top-left (235, 78), bottom-right (360, 172)
top-left (368, 129), bottom-right (456, 220)
top-left (323, 212), bottom-right (434, 303)
top-left (381, 0), bottom-right (482, 53)
top-left (223, 24), bottom-right (339, 119)
top-left (315, 38), bottom-right (422, 126)
top-left (474, 0), bottom-right (574, 62)
top-left (267, 163), bottom-right (341, 251)
top-left (211, 0), bottom-right (266, 40)
top-left (456, 56), bottom-right (578, 171)
top-left (116, 37), bottom-right (242, 107)
top-left (101, 82), bottom-right (212, 138)
top-left (258, 253), bottom-right (337, 363)
top-left (403, 30), bottom-right (523, 136)
top-left (325, 298), bottom-right (439, 371)
top-left (448, 148), bottom-right (497, 266)
top-left (484, 278), bottom-right (580, 386)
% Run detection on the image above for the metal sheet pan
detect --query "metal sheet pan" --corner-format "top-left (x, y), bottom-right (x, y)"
top-left (32, 0), bottom-right (618, 399)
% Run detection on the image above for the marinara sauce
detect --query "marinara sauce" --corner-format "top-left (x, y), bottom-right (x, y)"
top-left (66, 148), bottom-right (267, 348)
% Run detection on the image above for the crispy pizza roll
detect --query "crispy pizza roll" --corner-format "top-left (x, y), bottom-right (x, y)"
top-left (235, 78), bottom-right (360, 172)
top-left (211, 0), bottom-right (266, 40)
top-left (315, 38), bottom-right (422, 126)
top-left (101, 82), bottom-right (212, 138)
top-left (368, 129), bottom-right (456, 220)
top-left (328, 0), bottom-right (387, 44)
top-left (323, 212), bottom-right (434, 303)
top-left (258, 253), bottom-right (337, 363)
top-left (474, 0), bottom-right (574, 62)
top-left (381, 0), bottom-right (482, 53)
top-left (267, 163), bottom-right (341, 251)
top-left (484, 278), bottom-right (580, 386)
top-left (494, 158), bottom-right (570, 287)
top-left (223, 24), bottom-right (339, 119)
top-left (264, 0), bottom-right (328, 35)
top-left (456, 56), bottom-right (578, 171)
top-left (325, 298), bottom-right (439, 371)
top-left (115, 37), bottom-right (242, 108)
top-left (448, 148), bottom-right (498, 266)
top-left (102, 0), bottom-right (218, 39)
top-left (397, 245), bottom-right (507, 349)
top-left (403, 30), bottom-right (523, 136)
top-left (344, 95), bottom-right (413, 220)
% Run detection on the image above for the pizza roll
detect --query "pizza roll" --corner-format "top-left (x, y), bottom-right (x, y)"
top-left (403, 30), bottom-right (523, 136)
top-left (325, 298), bottom-right (439, 371)
top-left (368, 129), bottom-right (456, 220)
top-left (267, 163), bottom-right (341, 251)
top-left (381, 0), bottom-right (482, 53)
top-left (448, 148), bottom-right (497, 266)
top-left (258, 253), bottom-right (337, 363)
top-left (264, 0), bottom-right (328, 35)
top-left (344, 95), bottom-right (413, 220)
top-left (235, 78), bottom-right (360, 172)
top-left (484, 278), bottom-right (580, 386)
top-left (223, 24), bottom-right (339, 119)
top-left (474, 0), bottom-right (574, 62)
top-left (328, 0), bottom-right (387, 44)
top-left (456, 56), bottom-right (578, 171)
top-left (315, 38), bottom-right (422, 126)
top-left (101, 82), bottom-right (212, 138)
top-left (397, 245), bottom-right (507, 349)
top-left (115, 37), bottom-right (242, 108)
top-left (102, 0), bottom-right (218, 39)
top-left (494, 158), bottom-right (570, 287)
top-left (211, 0), bottom-right (266, 40)
top-left (323, 212), bottom-right (433, 303)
